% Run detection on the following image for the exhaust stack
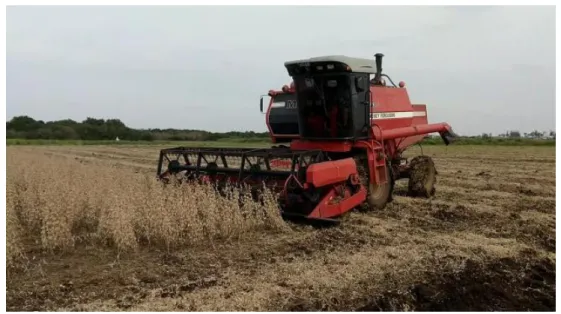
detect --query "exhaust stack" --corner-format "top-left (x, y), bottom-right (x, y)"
top-left (373, 53), bottom-right (384, 84)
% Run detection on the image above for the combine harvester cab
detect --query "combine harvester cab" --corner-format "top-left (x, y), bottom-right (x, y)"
top-left (157, 53), bottom-right (458, 224)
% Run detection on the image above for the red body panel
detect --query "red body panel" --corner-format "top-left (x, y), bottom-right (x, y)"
top-left (370, 86), bottom-right (416, 130)
top-left (411, 104), bottom-right (428, 124)
top-left (307, 186), bottom-right (366, 219)
top-left (305, 158), bottom-right (356, 188)
top-left (397, 104), bottom-right (429, 150)
top-left (368, 86), bottom-right (454, 154)
top-left (370, 87), bottom-right (426, 141)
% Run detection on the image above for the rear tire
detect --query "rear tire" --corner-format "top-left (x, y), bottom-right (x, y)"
top-left (407, 155), bottom-right (437, 198)
top-left (356, 158), bottom-right (392, 211)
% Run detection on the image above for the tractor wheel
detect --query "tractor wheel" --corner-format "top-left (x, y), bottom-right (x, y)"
top-left (356, 159), bottom-right (392, 212)
top-left (407, 155), bottom-right (437, 198)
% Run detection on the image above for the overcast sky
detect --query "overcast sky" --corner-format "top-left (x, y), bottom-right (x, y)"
top-left (7, 5), bottom-right (556, 135)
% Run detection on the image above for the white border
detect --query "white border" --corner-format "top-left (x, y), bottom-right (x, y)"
top-left (4, 1), bottom-right (559, 4)
top-left (2, 3), bottom-right (559, 314)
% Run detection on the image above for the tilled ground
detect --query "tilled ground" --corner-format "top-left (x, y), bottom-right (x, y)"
top-left (6, 145), bottom-right (556, 311)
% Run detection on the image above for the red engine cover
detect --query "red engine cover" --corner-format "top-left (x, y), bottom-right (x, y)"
top-left (305, 158), bottom-right (357, 188)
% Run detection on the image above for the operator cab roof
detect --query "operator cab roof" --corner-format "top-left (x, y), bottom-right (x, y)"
top-left (284, 55), bottom-right (377, 75)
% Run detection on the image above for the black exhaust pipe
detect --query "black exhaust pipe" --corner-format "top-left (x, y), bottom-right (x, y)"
top-left (373, 53), bottom-right (384, 83)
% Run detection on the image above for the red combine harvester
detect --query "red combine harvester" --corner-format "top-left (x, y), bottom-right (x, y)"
top-left (157, 53), bottom-right (457, 223)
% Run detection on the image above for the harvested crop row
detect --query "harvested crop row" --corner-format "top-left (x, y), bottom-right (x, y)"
top-left (6, 145), bottom-right (556, 311)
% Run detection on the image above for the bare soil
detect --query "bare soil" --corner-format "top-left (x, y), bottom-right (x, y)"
top-left (6, 145), bottom-right (556, 311)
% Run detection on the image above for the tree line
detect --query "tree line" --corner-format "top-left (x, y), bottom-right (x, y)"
top-left (495, 130), bottom-right (555, 139)
top-left (6, 116), bottom-right (270, 141)
top-left (6, 116), bottom-right (556, 142)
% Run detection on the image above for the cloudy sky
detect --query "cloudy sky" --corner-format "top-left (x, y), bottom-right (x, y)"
top-left (7, 5), bottom-right (556, 135)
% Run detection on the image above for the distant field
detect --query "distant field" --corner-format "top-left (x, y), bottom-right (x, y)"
top-left (6, 144), bottom-right (555, 311)
top-left (6, 138), bottom-right (271, 147)
top-left (6, 137), bottom-right (556, 146)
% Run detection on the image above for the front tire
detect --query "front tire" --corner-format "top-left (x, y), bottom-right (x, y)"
top-left (407, 155), bottom-right (437, 198)
top-left (356, 158), bottom-right (392, 211)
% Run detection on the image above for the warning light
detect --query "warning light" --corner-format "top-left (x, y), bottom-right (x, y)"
top-left (399, 81), bottom-right (405, 88)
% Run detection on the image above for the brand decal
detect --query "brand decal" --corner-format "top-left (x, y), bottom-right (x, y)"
top-left (371, 112), bottom-right (396, 119)
top-left (285, 100), bottom-right (298, 109)
top-left (370, 111), bottom-right (427, 120)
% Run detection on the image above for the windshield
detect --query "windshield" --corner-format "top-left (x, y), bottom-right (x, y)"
top-left (295, 74), bottom-right (351, 116)
top-left (292, 74), bottom-right (354, 138)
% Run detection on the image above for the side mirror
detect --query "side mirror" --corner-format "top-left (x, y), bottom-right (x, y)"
top-left (259, 97), bottom-right (264, 113)
top-left (355, 77), bottom-right (365, 92)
